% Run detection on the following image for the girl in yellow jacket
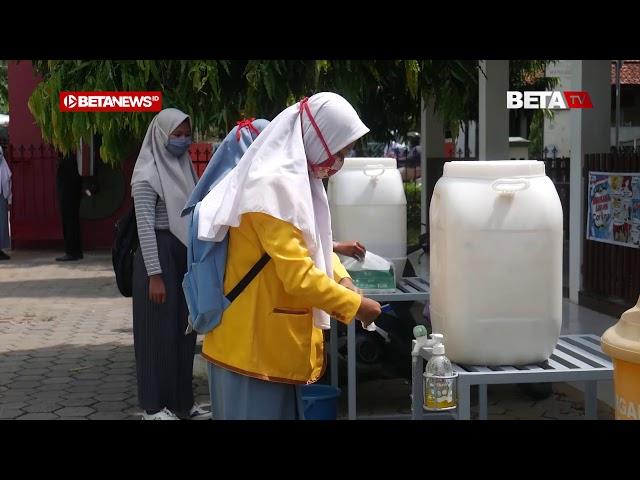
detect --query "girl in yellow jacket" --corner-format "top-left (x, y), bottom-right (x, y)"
top-left (198, 92), bottom-right (381, 419)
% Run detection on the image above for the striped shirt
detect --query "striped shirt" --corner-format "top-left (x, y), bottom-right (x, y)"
top-left (132, 181), bottom-right (169, 276)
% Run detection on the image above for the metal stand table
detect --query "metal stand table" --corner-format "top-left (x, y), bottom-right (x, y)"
top-left (329, 277), bottom-right (430, 420)
top-left (411, 334), bottom-right (613, 420)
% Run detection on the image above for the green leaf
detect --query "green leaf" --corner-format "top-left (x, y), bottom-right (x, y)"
top-left (26, 59), bottom-right (556, 164)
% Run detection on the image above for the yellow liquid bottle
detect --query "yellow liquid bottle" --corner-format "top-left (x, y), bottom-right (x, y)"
top-left (424, 343), bottom-right (457, 411)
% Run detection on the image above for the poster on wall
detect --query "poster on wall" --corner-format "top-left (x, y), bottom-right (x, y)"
top-left (587, 171), bottom-right (640, 248)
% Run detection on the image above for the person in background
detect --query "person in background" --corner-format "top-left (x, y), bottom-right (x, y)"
top-left (55, 151), bottom-right (83, 261)
top-left (130, 108), bottom-right (209, 420)
top-left (182, 118), bottom-right (270, 215)
top-left (0, 146), bottom-right (11, 260)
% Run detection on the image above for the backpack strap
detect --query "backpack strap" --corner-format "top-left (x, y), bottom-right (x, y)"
top-left (225, 252), bottom-right (271, 303)
top-left (191, 202), bottom-right (270, 305)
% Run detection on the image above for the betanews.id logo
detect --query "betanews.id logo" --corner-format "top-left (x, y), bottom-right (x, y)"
top-left (60, 92), bottom-right (162, 112)
top-left (507, 91), bottom-right (593, 109)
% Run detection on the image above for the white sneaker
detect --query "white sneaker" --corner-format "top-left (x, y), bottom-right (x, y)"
top-left (187, 404), bottom-right (212, 420)
top-left (141, 408), bottom-right (180, 420)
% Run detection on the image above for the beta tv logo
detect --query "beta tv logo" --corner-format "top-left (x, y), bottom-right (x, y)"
top-left (63, 94), bottom-right (78, 108)
top-left (60, 92), bottom-right (163, 112)
top-left (507, 91), bottom-right (593, 109)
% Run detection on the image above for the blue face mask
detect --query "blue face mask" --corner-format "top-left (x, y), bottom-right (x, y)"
top-left (166, 136), bottom-right (192, 157)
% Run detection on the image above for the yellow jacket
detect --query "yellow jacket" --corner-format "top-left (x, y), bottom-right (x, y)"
top-left (202, 212), bottom-right (361, 384)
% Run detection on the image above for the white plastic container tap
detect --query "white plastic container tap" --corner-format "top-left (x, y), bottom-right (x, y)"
top-left (412, 326), bottom-right (443, 357)
top-left (328, 157), bottom-right (407, 276)
top-left (429, 160), bottom-right (563, 366)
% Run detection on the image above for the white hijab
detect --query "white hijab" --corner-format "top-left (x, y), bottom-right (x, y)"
top-left (131, 108), bottom-right (198, 246)
top-left (198, 92), bottom-right (370, 329)
top-left (0, 146), bottom-right (11, 204)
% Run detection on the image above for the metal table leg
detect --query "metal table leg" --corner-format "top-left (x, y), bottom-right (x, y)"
top-left (411, 355), bottom-right (424, 420)
top-left (348, 318), bottom-right (357, 420)
top-left (457, 379), bottom-right (471, 420)
top-left (584, 381), bottom-right (598, 420)
top-left (478, 384), bottom-right (488, 420)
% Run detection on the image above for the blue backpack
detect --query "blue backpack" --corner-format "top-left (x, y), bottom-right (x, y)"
top-left (181, 119), bottom-right (270, 334)
top-left (182, 203), bottom-right (270, 334)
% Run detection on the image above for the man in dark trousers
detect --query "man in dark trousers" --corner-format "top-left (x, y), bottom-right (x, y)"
top-left (55, 151), bottom-right (83, 261)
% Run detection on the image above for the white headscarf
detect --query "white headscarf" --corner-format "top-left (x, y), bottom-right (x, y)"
top-left (198, 92), bottom-right (370, 329)
top-left (131, 108), bottom-right (198, 246)
top-left (0, 146), bottom-right (11, 204)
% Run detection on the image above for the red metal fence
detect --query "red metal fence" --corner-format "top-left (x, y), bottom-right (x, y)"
top-left (5, 143), bottom-right (62, 245)
top-left (190, 143), bottom-right (214, 177)
top-left (5, 142), bottom-right (215, 248)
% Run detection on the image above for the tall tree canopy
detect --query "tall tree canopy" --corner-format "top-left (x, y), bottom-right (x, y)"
top-left (27, 60), bottom-right (556, 165)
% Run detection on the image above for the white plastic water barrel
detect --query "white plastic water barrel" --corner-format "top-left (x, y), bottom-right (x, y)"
top-left (328, 158), bottom-right (407, 276)
top-left (429, 160), bottom-right (563, 366)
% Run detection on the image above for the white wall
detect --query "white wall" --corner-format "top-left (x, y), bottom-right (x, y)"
top-left (509, 145), bottom-right (529, 160)
top-left (544, 60), bottom-right (577, 158)
top-left (569, 60), bottom-right (612, 303)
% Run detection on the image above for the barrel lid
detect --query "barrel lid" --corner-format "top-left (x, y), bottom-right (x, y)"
top-left (342, 157), bottom-right (397, 170)
top-left (601, 297), bottom-right (640, 365)
top-left (443, 160), bottom-right (545, 179)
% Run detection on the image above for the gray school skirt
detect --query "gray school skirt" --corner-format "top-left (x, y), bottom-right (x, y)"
top-left (207, 362), bottom-right (305, 420)
top-left (132, 229), bottom-right (197, 413)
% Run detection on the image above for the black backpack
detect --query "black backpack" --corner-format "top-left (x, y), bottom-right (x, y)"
top-left (112, 206), bottom-right (139, 297)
